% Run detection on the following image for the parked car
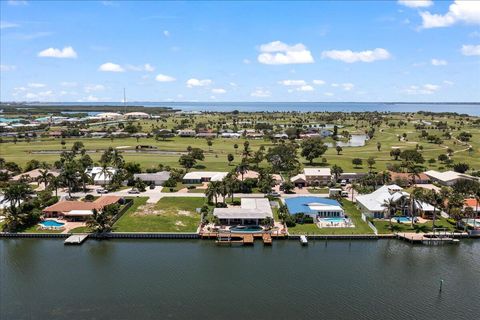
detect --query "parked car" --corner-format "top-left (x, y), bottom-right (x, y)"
top-left (340, 180), bottom-right (347, 186)
top-left (149, 184), bottom-right (155, 190)
top-left (128, 188), bottom-right (140, 194)
top-left (96, 188), bottom-right (109, 194)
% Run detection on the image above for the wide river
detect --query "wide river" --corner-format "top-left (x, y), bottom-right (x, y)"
top-left (1, 239), bottom-right (479, 320)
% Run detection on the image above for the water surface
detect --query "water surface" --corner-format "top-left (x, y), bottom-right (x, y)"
top-left (1, 239), bottom-right (479, 320)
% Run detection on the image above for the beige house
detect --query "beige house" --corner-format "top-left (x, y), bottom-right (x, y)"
top-left (291, 168), bottom-right (332, 187)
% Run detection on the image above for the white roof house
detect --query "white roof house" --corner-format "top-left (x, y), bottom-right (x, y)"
top-left (424, 170), bottom-right (478, 186)
top-left (97, 112), bottom-right (123, 120)
top-left (182, 171), bottom-right (228, 183)
top-left (356, 184), bottom-right (436, 218)
top-left (304, 168), bottom-right (331, 177)
top-left (213, 198), bottom-right (273, 223)
top-left (124, 112), bottom-right (150, 119)
top-left (85, 167), bottom-right (117, 185)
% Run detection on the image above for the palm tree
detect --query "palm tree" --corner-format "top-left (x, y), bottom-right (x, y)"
top-left (205, 181), bottom-right (222, 206)
top-left (427, 189), bottom-right (443, 230)
top-left (36, 169), bottom-right (53, 188)
top-left (382, 198), bottom-right (397, 230)
top-left (409, 187), bottom-right (424, 227)
top-left (474, 189), bottom-right (480, 220)
top-left (86, 205), bottom-right (118, 235)
top-left (1, 182), bottom-right (31, 210)
top-left (331, 164), bottom-right (343, 183)
top-left (408, 165), bottom-right (423, 186)
top-left (49, 175), bottom-right (60, 198)
top-left (348, 182), bottom-right (359, 202)
top-left (379, 171), bottom-right (391, 185)
top-left (236, 162), bottom-right (249, 181)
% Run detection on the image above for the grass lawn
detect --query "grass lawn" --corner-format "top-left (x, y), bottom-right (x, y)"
top-left (372, 217), bottom-right (456, 234)
top-left (307, 187), bottom-right (330, 194)
top-left (21, 224), bottom-right (63, 234)
top-left (287, 199), bottom-right (373, 235)
top-left (69, 226), bottom-right (90, 233)
top-left (114, 196), bottom-right (205, 232)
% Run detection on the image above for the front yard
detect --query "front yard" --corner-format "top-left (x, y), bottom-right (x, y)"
top-left (372, 217), bottom-right (457, 234)
top-left (114, 196), bottom-right (205, 232)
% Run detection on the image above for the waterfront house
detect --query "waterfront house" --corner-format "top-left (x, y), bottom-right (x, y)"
top-left (284, 196), bottom-right (345, 218)
top-left (464, 199), bottom-right (480, 213)
top-left (388, 171), bottom-right (431, 186)
top-left (356, 185), bottom-right (436, 219)
top-left (213, 198), bottom-right (273, 225)
top-left (424, 170), bottom-right (478, 186)
top-left (290, 168), bottom-right (332, 187)
top-left (133, 171), bottom-right (171, 186)
top-left (43, 196), bottom-right (122, 220)
top-left (182, 171), bottom-right (228, 184)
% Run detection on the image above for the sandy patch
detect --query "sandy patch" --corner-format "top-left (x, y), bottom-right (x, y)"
top-left (177, 210), bottom-right (192, 216)
top-left (116, 146), bottom-right (131, 149)
top-left (175, 221), bottom-right (186, 227)
top-left (133, 204), bottom-right (165, 216)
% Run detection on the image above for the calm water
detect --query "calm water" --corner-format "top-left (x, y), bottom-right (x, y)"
top-left (34, 102), bottom-right (480, 116)
top-left (1, 239), bottom-right (479, 320)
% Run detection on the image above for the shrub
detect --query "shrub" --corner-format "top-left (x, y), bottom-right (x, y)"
top-left (85, 194), bottom-right (95, 201)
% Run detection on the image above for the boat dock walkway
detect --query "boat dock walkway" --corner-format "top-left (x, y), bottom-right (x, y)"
top-left (396, 232), bottom-right (467, 245)
top-left (211, 232), bottom-right (277, 246)
top-left (64, 234), bottom-right (89, 245)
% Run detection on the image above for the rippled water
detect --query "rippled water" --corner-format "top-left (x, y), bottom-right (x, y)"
top-left (1, 239), bottom-right (479, 320)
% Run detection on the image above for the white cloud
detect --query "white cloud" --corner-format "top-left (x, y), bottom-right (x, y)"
top-left (85, 95), bottom-right (99, 102)
top-left (420, 0), bottom-right (480, 29)
top-left (322, 48), bottom-right (391, 63)
top-left (278, 80), bottom-right (307, 86)
top-left (186, 78), bottom-right (212, 87)
top-left (125, 63), bottom-right (155, 72)
top-left (28, 83), bottom-right (46, 88)
top-left (243, 58), bottom-right (251, 64)
top-left (0, 21), bottom-right (19, 29)
top-left (98, 62), bottom-right (125, 72)
top-left (461, 44), bottom-right (480, 56)
top-left (211, 88), bottom-right (226, 94)
top-left (250, 89), bottom-right (271, 97)
top-left (405, 83), bottom-right (440, 95)
top-left (296, 85), bottom-right (314, 92)
top-left (155, 74), bottom-right (176, 82)
top-left (38, 46), bottom-right (77, 58)
top-left (257, 41), bottom-right (314, 65)
top-left (163, 30), bottom-right (170, 37)
top-left (332, 83), bottom-right (355, 91)
top-left (312, 80), bottom-right (326, 85)
top-left (0, 64), bottom-right (16, 71)
top-left (84, 84), bottom-right (105, 93)
top-left (397, 0), bottom-right (432, 8)
top-left (443, 80), bottom-right (454, 86)
top-left (60, 81), bottom-right (77, 87)
top-left (431, 58), bottom-right (447, 66)
top-left (324, 92), bottom-right (334, 97)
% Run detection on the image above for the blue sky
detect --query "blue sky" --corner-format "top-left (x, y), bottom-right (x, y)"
top-left (1, 0), bottom-right (479, 102)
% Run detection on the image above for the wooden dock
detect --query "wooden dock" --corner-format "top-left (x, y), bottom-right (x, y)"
top-left (215, 233), bottom-right (254, 246)
top-left (64, 234), bottom-right (89, 245)
top-left (396, 232), bottom-right (461, 245)
top-left (262, 233), bottom-right (272, 245)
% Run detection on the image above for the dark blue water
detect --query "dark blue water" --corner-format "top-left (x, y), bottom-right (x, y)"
top-left (33, 102), bottom-right (480, 116)
top-left (1, 239), bottom-right (479, 320)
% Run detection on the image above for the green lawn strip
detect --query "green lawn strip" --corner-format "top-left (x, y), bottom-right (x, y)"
top-left (307, 187), bottom-right (330, 194)
top-left (372, 217), bottom-right (456, 234)
top-left (287, 199), bottom-right (373, 235)
top-left (20, 224), bottom-right (63, 234)
top-left (113, 196), bottom-right (205, 232)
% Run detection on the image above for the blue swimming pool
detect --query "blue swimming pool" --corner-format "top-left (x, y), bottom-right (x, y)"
top-left (394, 217), bottom-right (411, 223)
top-left (229, 226), bottom-right (263, 233)
top-left (320, 218), bottom-right (345, 224)
top-left (40, 220), bottom-right (65, 228)
top-left (285, 197), bottom-right (341, 215)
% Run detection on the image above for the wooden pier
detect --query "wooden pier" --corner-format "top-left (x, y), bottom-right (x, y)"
top-left (396, 232), bottom-right (464, 245)
top-left (64, 234), bottom-right (89, 245)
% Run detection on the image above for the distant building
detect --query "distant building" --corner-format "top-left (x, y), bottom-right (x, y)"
top-left (11, 169), bottom-right (59, 182)
top-left (177, 129), bottom-right (196, 137)
top-left (291, 168), bottom-right (332, 187)
top-left (182, 171), bottom-right (228, 184)
top-left (388, 171), bottom-right (430, 186)
top-left (424, 170), bottom-right (478, 186)
top-left (133, 171), bottom-right (171, 186)
top-left (336, 172), bottom-right (367, 183)
top-left (124, 112), bottom-right (150, 119)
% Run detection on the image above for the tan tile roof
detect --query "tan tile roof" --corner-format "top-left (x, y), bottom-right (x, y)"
top-left (43, 196), bottom-right (121, 214)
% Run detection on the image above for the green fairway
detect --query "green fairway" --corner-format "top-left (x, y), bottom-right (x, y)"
top-left (287, 199), bottom-right (373, 235)
top-left (113, 196), bottom-right (205, 232)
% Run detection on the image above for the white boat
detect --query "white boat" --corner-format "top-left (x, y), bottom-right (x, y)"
top-left (300, 235), bottom-right (308, 245)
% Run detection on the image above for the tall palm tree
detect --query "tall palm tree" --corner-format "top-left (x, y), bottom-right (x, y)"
top-left (348, 182), bottom-right (359, 202)
top-left (205, 181), bottom-right (222, 206)
top-left (49, 175), bottom-right (60, 198)
top-left (36, 169), bottom-right (53, 188)
top-left (427, 189), bottom-right (443, 230)
top-left (408, 165), bottom-right (423, 186)
top-left (409, 187), bottom-right (424, 227)
top-left (382, 198), bottom-right (397, 230)
top-left (474, 189), bottom-right (480, 220)
top-left (1, 182), bottom-right (31, 210)
top-left (236, 162), bottom-right (249, 181)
